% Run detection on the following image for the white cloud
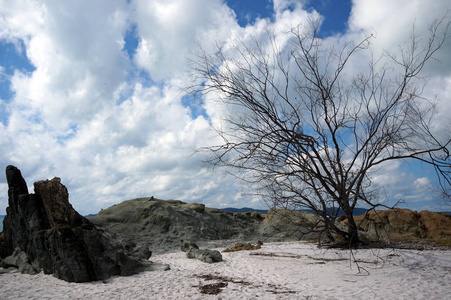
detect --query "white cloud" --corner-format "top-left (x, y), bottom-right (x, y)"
top-left (414, 177), bottom-right (431, 187)
top-left (314, 1), bottom-right (451, 210)
top-left (349, 0), bottom-right (451, 74)
top-left (0, 0), bottom-right (450, 216)
top-left (3, 0), bottom-right (131, 134)
top-left (273, 0), bottom-right (306, 14)
top-left (0, 0), bottom-right (240, 215)
top-left (201, 0), bottom-right (451, 211)
top-left (133, 0), bottom-right (238, 81)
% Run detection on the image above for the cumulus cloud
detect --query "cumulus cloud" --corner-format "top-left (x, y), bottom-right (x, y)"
top-left (9, 1), bottom-right (130, 133)
top-left (0, 0), bottom-right (450, 215)
top-left (349, 0), bottom-right (451, 75)
top-left (0, 0), bottom-right (245, 214)
top-left (132, 0), bottom-right (238, 81)
top-left (414, 177), bottom-right (431, 187)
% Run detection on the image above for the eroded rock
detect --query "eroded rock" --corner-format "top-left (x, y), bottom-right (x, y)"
top-left (341, 208), bottom-right (451, 240)
top-left (0, 166), bottom-right (168, 282)
top-left (89, 198), bottom-right (268, 253)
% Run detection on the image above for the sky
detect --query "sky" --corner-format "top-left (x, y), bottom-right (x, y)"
top-left (0, 0), bottom-right (450, 215)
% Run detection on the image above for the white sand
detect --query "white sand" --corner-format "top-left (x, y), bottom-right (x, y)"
top-left (1, 241), bottom-right (450, 299)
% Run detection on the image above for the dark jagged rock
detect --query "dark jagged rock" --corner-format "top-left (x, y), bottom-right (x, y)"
top-left (0, 166), bottom-right (168, 282)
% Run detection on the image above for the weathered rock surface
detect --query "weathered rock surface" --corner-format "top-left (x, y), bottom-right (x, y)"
top-left (341, 208), bottom-right (451, 240)
top-left (2, 247), bottom-right (35, 274)
top-left (89, 198), bottom-right (261, 253)
top-left (0, 166), bottom-right (168, 282)
top-left (180, 240), bottom-right (200, 252)
top-left (186, 248), bottom-right (223, 263)
top-left (259, 209), bottom-right (322, 240)
top-left (89, 198), bottom-right (317, 254)
top-left (181, 241), bottom-right (223, 263)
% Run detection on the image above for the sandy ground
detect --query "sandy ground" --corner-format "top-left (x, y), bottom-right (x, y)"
top-left (1, 241), bottom-right (450, 299)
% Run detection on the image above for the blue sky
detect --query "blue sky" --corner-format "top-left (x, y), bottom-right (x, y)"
top-left (227, 0), bottom-right (352, 35)
top-left (0, 0), bottom-right (354, 126)
top-left (0, 40), bottom-right (35, 122)
top-left (0, 0), bottom-right (450, 215)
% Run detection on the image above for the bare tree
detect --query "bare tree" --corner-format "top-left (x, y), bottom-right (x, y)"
top-left (189, 18), bottom-right (451, 246)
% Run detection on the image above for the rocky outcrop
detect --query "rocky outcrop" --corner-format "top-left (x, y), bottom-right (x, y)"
top-left (90, 198), bottom-right (264, 253)
top-left (258, 209), bottom-right (322, 240)
top-left (0, 166), bottom-right (168, 282)
top-left (89, 198), bottom-right (318, 254)
top-left (341, 208), bottom-right (451, 240)
top-left (417, 210), bottom-right (451, 239)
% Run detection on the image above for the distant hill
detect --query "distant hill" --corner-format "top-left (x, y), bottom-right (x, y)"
top-left (220, 207), bottom-right (369, 216)
top-left (221, 207), bottom-right (269, 214)
top-left (341, 208), bottom-right (368, 216)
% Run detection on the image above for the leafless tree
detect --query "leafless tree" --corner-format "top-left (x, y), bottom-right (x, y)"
top-left (189, 17), bottom-right (451, 246)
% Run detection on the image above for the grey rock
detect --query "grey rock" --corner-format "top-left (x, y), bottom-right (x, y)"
top-left (180, 240), bottom-right (222, 263)
top-left (88, 198), bottom-right (321, 255)
top-left (180, 240), bottom-right (199, 252)
top-left (133, 245), bottom-right (153, 260)
top-left (89, 198), bottom-right (265, 254)
top-left (0, 266), bottom-right (19, 274)
top-left (186, 248), bottom-right (223, 263)
top-left (2, 247), bottom-right (36, 274)
top-left (258, 209), bottom-right (322, 240)
top-left (0, 166), bottom-right (167, 282)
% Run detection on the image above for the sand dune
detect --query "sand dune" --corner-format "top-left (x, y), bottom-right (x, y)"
top-left (1, 242), bottom-right (450, 299)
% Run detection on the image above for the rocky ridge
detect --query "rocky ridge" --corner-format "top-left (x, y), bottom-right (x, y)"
top-left (88, 198), bottom-right (318, 253)
top-left (90, 198), bottom-right (451, 252)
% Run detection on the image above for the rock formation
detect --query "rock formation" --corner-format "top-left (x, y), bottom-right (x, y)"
top-left (89, 197), bottom-right (451, 251)
top-left (0, 166), bottom-right (168, 282)
top-left (88, 198), bottom-right (317, 254)
top-left (259, 209), bottom-right (322, 240)
top-left (89, 197), bottom-right (264, 253)
top-left (340, 208), bottom-right (451, 241)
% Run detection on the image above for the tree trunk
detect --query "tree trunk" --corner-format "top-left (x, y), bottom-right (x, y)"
top-left (346, 215), bottom-right (360, 246)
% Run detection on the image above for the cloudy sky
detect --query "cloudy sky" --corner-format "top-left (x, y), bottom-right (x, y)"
top-left (0, 0), bottom-right (450, 215)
